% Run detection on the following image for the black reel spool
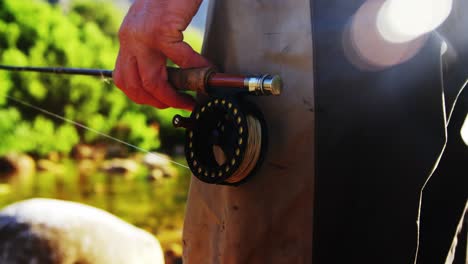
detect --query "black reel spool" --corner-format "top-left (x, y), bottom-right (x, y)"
top-left (173, 97), bottom-right (267, 186)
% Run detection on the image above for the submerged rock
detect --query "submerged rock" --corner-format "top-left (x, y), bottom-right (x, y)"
top-left (143, 153), bottom-right (178, 179)
top-left (100, 158), bottom-right (139, 176)
top-left (0, 198), bottom-right (164, 264)
top-left (0, 153), bottom-right (35, 181)
top-left (71, 144), bottom-right (107, 162)
top-left (37, 159), bottom-right (65, 174)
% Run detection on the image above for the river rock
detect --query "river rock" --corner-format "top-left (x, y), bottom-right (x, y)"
top-left (37, 159), bottom-right (65, 174)
top-left (143, 153), bottom-right (178, 179)
top-left (0, 198), bottom-right (164, 264)
top-left (100, 158), bottom-right (139, 176)
top-left (71, 144), bottom-right (106, 161)
top-left (0, 153), bottom-right (35, 181)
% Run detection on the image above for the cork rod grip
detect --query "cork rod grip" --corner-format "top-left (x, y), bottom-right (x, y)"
top-left (167, 67), bottom-right (215, 93)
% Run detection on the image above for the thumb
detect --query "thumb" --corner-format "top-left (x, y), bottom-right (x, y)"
top-left (136, 48), bottom-right (196, 110)
top-left (161, 41), bottom-right (212, 69)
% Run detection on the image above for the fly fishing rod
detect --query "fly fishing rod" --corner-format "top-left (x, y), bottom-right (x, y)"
top-left (0, 65), bottom-right (281, 95)
top-left (0, 65), bottom-right (282, 186)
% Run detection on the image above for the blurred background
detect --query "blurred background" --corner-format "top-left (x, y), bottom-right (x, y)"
top-left (0, 0), bottom-right (208, 261)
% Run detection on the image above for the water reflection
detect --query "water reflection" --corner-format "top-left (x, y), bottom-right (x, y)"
top-left (0, 153), bottom-right (190, 256)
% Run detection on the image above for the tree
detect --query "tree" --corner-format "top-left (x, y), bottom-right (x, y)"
top-left (0, 0), bottom-right (204, 157)
top-left (0, 0), bottom-right (138, 156)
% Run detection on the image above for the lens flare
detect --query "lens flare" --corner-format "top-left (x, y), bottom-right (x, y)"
top-left (343, 0), bottom-right (427, 71)
top-left (343, 0), bottom-right (453, 71)
top-left (377, 0), bottom-right (453, 43)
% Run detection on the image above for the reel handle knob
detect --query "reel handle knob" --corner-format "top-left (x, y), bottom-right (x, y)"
top-left (172, 114), bottom-right (194, 130)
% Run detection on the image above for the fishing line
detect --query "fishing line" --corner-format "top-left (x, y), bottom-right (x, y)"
top-left (223, 115), bottom-right (263, 184)
top-left (0, 65), bottom-right (283, 185)
top-left (5, 95), bottom-right (190, 169)
top-left (413, 78), bottom-right (467, 264)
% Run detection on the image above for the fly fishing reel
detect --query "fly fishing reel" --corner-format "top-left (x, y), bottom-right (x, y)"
top-left (173, 97), bottom-right (267, 185)
top-left (170, 67), bottom-right (282, 186)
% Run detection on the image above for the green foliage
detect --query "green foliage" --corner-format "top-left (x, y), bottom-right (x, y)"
top-left (0, 109), bottom-right (80, 156)
top-left (0, 0), bottom-right (204, 157)
top-left (0, 0), bottom-right (121, 156)
top-left (71, 0), bottom-right (124, 38)
top-left (0, 1), bottom-right (139, 156)
top-left (183, 27), bottom-right (204, 53)
top-left (120, 111), bottom-right (160, 150)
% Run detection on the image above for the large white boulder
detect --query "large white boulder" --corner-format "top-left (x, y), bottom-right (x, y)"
top-left (0, 198), bottom-right (164, 264)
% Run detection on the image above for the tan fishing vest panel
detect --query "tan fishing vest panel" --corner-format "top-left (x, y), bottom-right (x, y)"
top-left (183, 0), bottom-right (315, 263)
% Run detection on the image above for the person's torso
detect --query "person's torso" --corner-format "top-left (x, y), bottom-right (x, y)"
top-left (183, 1), bottom-right (315, 263)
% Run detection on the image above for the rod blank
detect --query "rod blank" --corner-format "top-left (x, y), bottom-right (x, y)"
top-left (0, 65), bottom-right (281, 95)
top-left (0, 65), bottom-right (113, 78)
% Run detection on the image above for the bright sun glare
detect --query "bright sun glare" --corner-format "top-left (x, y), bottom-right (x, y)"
top-left (461, 113), bottom-right (468, 146)
top-left (377, 0), bottom-right (453, 43)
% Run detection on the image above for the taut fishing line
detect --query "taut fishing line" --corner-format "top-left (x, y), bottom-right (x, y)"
top-left (413, 78), bottom-right (467, 263)
top-left (5, 94), bottom-right (190, 169)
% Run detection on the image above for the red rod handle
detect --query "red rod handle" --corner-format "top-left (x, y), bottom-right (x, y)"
top-left (208, 73), bottom-right (246, 88)
top-left (167, 67), bottom-right (282, 96)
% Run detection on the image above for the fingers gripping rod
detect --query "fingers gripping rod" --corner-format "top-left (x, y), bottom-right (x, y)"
top-left (0, 65), bottom-right (282, 96)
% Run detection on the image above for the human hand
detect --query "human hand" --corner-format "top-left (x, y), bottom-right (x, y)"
top-left (114, 0), bottom-right (210, 111)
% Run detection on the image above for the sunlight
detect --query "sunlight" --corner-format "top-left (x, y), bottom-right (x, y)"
top-left (377, 0), bottom-right (453, 43)
top-left (461, 113), bottom-right (468, 146)
top-left (344, 0), bottom-right (427, 70)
